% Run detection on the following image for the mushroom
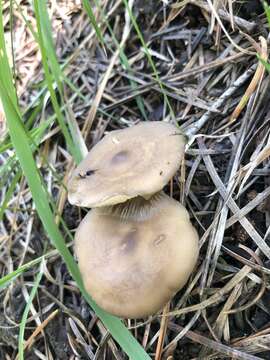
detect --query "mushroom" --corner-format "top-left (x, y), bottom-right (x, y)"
top-left (75, 193), bottom-right (199, 318)
top-left (68, 121), bottom-right (185, 207)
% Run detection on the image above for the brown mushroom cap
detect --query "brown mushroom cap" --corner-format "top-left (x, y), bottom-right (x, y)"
top-left (75, 193), bottom-right (199, 318)
top-left (68, 122), bottom-right (185, 207)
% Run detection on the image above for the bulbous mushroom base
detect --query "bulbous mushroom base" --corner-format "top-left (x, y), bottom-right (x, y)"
top-left (75, 194), bottom-right (199, 318)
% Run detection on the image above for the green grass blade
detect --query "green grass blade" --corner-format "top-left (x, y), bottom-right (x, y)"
top-left (91, 0), bottom-right (148, 120)
top-left (263, 1), bottom-right (270, 28)
top-left (121, 0), bottom-right (175, 118)
top-left (0, 170), bottom-right (21, 221)
top-left (18, 265), bottom-right (43, 360)
top-left (0, 4), bottom-right (150, 358)
top-left (0, 89), bottom-right (151, 359)
top-left (33, 0), bottom-right (82, 163)
top-left (34, 1), bottom-right (63, 89)
top-left (0, 254), bottom-right (48, 290)
top-left (257, 54), bottom-right (270, 73)
top-left (82, 0), bottom-right (104, 46)
top-left (15, 0), bottom-right (39, 42)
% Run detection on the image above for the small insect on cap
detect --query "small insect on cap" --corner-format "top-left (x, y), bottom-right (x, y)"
top-left (67, 121), bottom-right (185, 208)
top-left (74, 194), bottom-right (199, 318)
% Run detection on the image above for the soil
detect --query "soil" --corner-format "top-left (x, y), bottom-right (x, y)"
top-left (1, 0), bottom-right (270, 359)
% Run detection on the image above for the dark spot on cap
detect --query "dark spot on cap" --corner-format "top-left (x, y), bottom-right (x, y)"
top-left (154, 234), bottom-right (166, 246)
top-left (111, 150), bottom-right (129, 165)
top-left (78, 169), bottom-right (97, 178)
top-left (86, 169), bottom-right (97, 176)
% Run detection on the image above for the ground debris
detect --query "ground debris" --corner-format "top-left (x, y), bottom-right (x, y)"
top-left (1, 0), bottom-right (270, 359)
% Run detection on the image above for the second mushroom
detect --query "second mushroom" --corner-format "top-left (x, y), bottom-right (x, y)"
top-left (68, 121), bottom-right (199, 318)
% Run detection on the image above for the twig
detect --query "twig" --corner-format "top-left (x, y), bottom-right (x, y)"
top-left (199, 138), bottom-right (270, 258)
top-left (185, 63), bottom-right (257, 137)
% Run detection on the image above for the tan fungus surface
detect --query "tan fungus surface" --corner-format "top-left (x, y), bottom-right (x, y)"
top-left (75, 194), bottom-right (199, 318)
top-left (68, 121), bottom-right (185, 207)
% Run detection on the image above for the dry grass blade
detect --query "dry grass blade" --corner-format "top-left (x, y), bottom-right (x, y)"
top-left (224, 245), bottom-right (266, 315)
top-left (21, 309), bottom-right (59, 353)
top-left (82, 0), bottom-right (134, 139)
top-left (233, 328), bottom-right (270, 355)
top-left (154, 302), bottom-right (170, 360)
top-left (226, 186), bottom-right (270, 228)
top-left (238, 141), bottom-right (270, 195)
top-left (169, 265), bottom-right (252, 316)
top-left (2, 1), bottom-right (270, 358)
top-left (198, 139), bottom-right (270, 258)
top-left (214, 283), bottom-right (242, 340)
top-left (206, 0), bottom-right (253, 54)
top-left (185, 63), bottom-right (256, 137)
top-left (230, 37), bottom-right (268, 123)
top-left (169, 322), bottom-right (262, 360)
